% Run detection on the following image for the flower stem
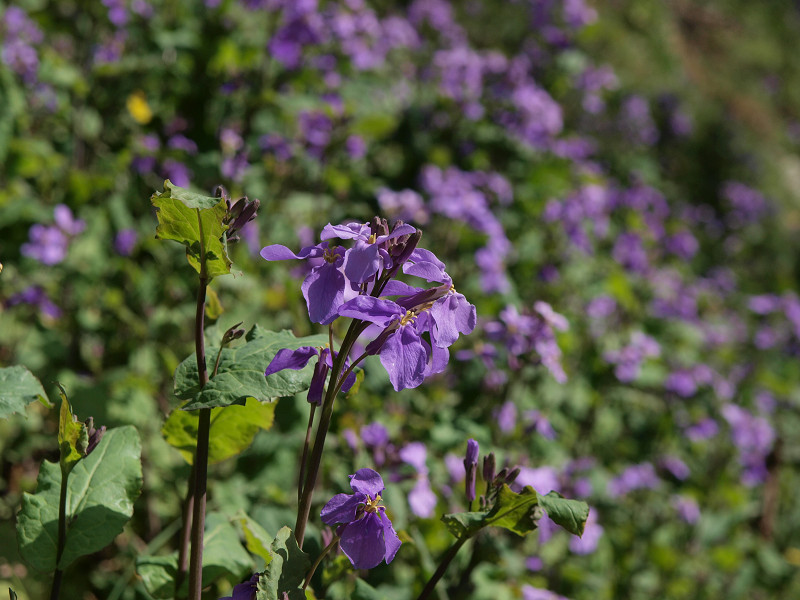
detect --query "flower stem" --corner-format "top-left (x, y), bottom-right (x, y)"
top-left (187, 270), bottom-right (210, 600)
top-left (297, 404), bottom-right (317, 504)
top-left (49, 470), bottom-right (69, 600)
top-left (415, 537), bottom-right (468, 600)
top-left (294, 321), bottom-right (363, 548)
top-left (302, 534), bottom-right (341, 590)
top-left (175, 464), bottom-right (196, 595)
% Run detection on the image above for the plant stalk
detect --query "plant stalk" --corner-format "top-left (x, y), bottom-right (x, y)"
top-left (297, 404), bottom-right (317, 504)
top-left (294, 321), bottom-right (361, 548)
top-left (49, 471), bottom-right (69, 600)
top-left (416, 537), bottom-right (468, 600)
top-left (187, 270), bottom-right (210, 600)
top-left (302, 534), bottom-right (340, 590)
top-left (175, 464), bottom-right (196, 594)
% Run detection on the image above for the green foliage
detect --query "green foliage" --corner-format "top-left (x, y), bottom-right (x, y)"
top-left (0, 366), bottom-right (48, 419)
top-left (162, 397), bottom-right (277, 464)
top-left (442, 485), bottom-right (588, 539)
top-left (16, 426), bottom-right (142, 572)
top-left (537, 491), bottom-right (590, 537)
top-left (175, 326), bottom-right (328, 410)
top-left (151, 180), bottom-right (232, 280)
top-left (256, 527), bottom-right (310, 600)
top-left (238, 513), bottom-right (274, 569)
top-left (136, 513), bottom-right (252, 599)
top-left (57, 389), bottom-right (87, 475)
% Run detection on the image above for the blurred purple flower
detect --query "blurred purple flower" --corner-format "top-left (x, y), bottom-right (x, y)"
top-left (7, 286), bottom-right (62, 319)
top-left (672, 496), bottom-right (700, 524)
top-left (569, 507), bottom-right (602, 554)
top-left (607, 463), bottom-right (660, 497)
top-left (114, 229), bottom-right (138, 256)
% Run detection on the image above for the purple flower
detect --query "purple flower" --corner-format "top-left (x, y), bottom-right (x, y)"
top-left (522, 585), bottom-right (570, 600)
top-left (261, 241), bottom-right (348, 324)
top-left (21, 204), bottom-right (85, 265)
top-left (320, 468), bottom-right (401, 570)
top-left (607, 463), bottom-right (660, 497)
top-left (464, 438), bottom-right (479, 502)
top-left (114, 229), bottom-right (138, 256)
top-left (219, 573), bottom-right (258, 600)
top-left (673, 496), bottom-right (700, 524)
top-left (407, 477), bottom-right (437, 518)
top-left (569, 507), bottom-right (602, 554)
top-left (264, 345), bottom-right (356, 404)
top-left (6, 286), bottom-right (62, 319)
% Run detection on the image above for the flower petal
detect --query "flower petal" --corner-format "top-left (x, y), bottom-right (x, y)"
top-left (320, 492), bottom-right (365, 526)
top-left (349, 468), bottom-right (385, 496)
top-left (344, 240), bottom-right (381, 283)
top-left (320, 222), bottom-right (368, 241)
top-left (430, 292), bottom-right (477, 347)
top-left (264, 346), bottom-right (319, 376)
top-left (380, 326), bottom-right (427, 391)
top-left (379, 509), bottom-right (402, 563)
top-left (302, 263), bottom-right (345, 324)
top-left (338, 296), bottom-right (403, 326)
top-left (339, 513), bottom-right (385, 570)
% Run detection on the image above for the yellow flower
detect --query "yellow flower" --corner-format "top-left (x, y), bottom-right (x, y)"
top-left (127, 91), bottom-right (152, 124)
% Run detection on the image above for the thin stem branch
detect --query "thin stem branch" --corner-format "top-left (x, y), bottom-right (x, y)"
top-left (294, 320), bottom-right (361, 548)
top-left (49, 471), bottom-right (69, 600)
top-left (297, 404), bottom-right (317, 504)
top-left (175, 464), bottom-right (196, 595)
top-left (187, 244), bottom-right (211, 600)
top-left (416, 537), bottom-right (468, 600)
top-left (302, 534), bottom-right (341, 590)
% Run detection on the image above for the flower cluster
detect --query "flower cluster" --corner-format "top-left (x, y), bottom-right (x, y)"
top-left (262, 217), bottom-right (476, 391)
top-left (21, 204), bottom-right (86, 265)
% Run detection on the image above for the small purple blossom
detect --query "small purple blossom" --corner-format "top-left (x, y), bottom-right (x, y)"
top-left (607, 463), bottom-right (660, 497)
top-left (264, 345), bottom-right (356, 404)
top-left (114, 229), bottom-right (138, 256)
top-left (320, 468), bottom-right (401, 570)
top-left (219, 573), bottom-right (258, 600)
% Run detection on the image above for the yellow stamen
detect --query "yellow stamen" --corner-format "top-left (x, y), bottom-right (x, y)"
top-left (364, 494), bottom-right (382, 513)
top-left (400, 310), bottom-right (416, 326)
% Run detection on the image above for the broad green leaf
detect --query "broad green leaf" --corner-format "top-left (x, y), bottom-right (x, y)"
top-left (256, 526), bottom-right (310, 600)
top-left (0, 365), bottom-right (48, 419)
top-left (175, 326), bottom-right (328, 410)
top-left (441, 511), bottom-right (488, 539)
top-left (17, 426), bottom-right (142, 571)
top-left (484, 485), bottom-right (542, 537)
top-left (206, 286), bottom-right (224, 320)
top-left (162, 397), bottom-right (277, 464)
top-left (136, 513), bottom-right (252, 599)
top-left (353, 578), bottom-right (389, 600)
top-left (151, 180), bottom-right (231, 279)
top-left (536, 491), bottom-right (589, 537)
top-left (238, 513), bottom-right (274, 569)
top-left (57, 389), bottom-right (86, 475)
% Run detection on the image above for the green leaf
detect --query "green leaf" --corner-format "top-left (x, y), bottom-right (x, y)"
top-left (162, 397), bottom-right (277, 464)
top-left (151, 180), bottom-right (232, 279)
top-left (484, 485), bottom-right (542, 536)
top-left (536, 491), bottom-right (589, 537)
top-left (256, 526), bottom-right (310, 600)
top-left (238, 513), bottom-right (274, 569)
top-left (17, 426), bottom-right (143, 571)
top-left (136, 513), bottom-right (252, 599)
top-left (353, 578), bottom-right (389, 600)
top-left (206, 286), bottom-right (224, 320)
top-left (441, 511), bottom-right (488, 539)
top-left (175, 326), bottom-right (328, 410)
top-left (0, 366), bottom-right (48, 419)
top-left (57, 389), bottom-right (86, 475)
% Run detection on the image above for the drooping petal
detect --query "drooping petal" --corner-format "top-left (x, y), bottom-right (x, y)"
top-left (349, 468), bottom-right (385, 496)
top-left (430, 292), bottom-right (477, 347)
top-left (320, 492), bottom-right (365, 526)
top-left (339, 513), bottom-right (385, 570)
top-left (402, 248), bottom-right (448, 282)
top-left (425, 340), bottom-right (449, 376)
top-left (379, 508), bottom-right (402, 563)
top-left (381, 280), bottom-right (425, 297)
top-left (344, 240), bottom-right (381, 283)
top-left (338, 296), bottom-right (403, 326)
top-left (265, 346), bottom-right (319, 376)
top-left (301, 262), bottom-right (345, 324)
top-left (320, 222), bottom-right (369, 241)
top-left (260, 243), bottom-right (322, 261)
top-left (380, 325), bottom-right (427, 391)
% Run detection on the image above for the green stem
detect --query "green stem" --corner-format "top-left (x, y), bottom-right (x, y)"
top-left (175, 464), bottom-right (196, 595)
top-left (294, 321), bottom-right (362, 548)
top-left (187, 263), bottom-right (210, 600)
top-left (416, 537), bottom-right (468, 600)
top-left (297, 404), bottom-right (317, 504)
top-left (302, 534), bottom-right (341, 590)
top-left (49, 471), bottom-right (69, 600)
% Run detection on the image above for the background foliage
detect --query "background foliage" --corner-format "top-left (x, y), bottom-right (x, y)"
top-left (2, 0), bottom-right (800, 598)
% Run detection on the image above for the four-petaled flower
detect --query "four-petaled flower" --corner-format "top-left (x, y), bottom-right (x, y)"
top-left (320, 468), bottom-right (401, 570)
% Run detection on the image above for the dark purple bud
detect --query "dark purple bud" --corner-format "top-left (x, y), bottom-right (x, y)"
top-left (505, 467), bottom-right (521, 485)
top-left (494, 468), bottom-right (508, 486)
top-left (222, 321), bottom-right (245, 345)
top-left (84, 417), bottom-right (106, 455)
top-left (483, 453), bottom-right (496, 483)
top-left (225, 196), bottom-right (260, 243)
top-left (465, 439), bottom-right (479, 466)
